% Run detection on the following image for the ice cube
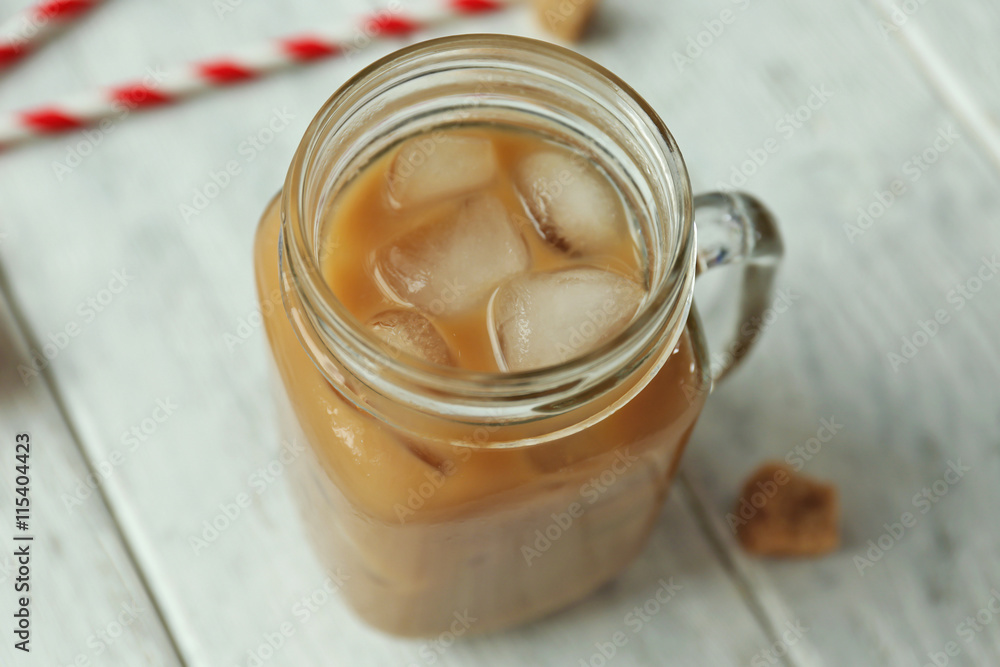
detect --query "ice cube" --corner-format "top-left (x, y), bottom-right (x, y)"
top-left (387, 133), bottom-right (499, 209)
top-left (489, 267), bottom-right (645, 372)
top-left (514, 150), bottom-right (627, 254)
top-left (367, 309), bottom-right (453, 365)
top-left (375, 194), bottom-right (530, 317)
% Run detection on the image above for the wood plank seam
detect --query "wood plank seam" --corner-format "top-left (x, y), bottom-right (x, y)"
top-left (678, 473), bottom-right (807, 667)
top-left (863, 0), bottom-right (1000, 176)
top-left (0, 262), bottom-right (189, 667)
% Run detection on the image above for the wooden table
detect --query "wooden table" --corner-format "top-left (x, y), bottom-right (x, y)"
top-left (1, 0), bottom-right (998, 664)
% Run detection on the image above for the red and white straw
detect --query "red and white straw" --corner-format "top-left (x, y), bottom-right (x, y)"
top-left (0, 0), bottom-right (104, 69)
top-left (0, 0), bottom-right (509, 151)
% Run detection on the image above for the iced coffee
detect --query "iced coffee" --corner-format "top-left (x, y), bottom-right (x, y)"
top-left (255, 125), bottom-right (710, 635)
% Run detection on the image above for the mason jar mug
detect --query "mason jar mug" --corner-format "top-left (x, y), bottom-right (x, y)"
top-left (253, 34), bottom-right (782, 637)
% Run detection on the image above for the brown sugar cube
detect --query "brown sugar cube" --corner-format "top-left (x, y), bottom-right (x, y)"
top-left (732, 462), bottom-right (840, 557)
top-left (533, 0), bottom-right (601, 42)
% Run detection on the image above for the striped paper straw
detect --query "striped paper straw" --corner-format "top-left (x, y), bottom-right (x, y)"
top-left (0, 0), bottom-right (509, 151)
top-left (0, 0), bottom-right (105, 69)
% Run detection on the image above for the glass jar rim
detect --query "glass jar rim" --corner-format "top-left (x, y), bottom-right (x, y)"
top-left (280, 33), bottom-right (697, 419)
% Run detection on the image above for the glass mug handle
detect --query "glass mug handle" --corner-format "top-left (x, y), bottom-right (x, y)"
top-left (692, 191), bottom-right (784, 386)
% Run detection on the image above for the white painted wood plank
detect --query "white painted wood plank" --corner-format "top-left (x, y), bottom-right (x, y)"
top-left (636, 0), bottom-right (1000, 664)
top-left (0, 282), bottom-right (181, 666)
